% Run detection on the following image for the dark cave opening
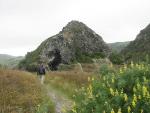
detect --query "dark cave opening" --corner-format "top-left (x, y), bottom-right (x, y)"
top-left (48, 49), bottom-right (62, 71)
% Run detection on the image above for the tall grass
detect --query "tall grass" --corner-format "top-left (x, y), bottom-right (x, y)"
top-left (0, 69), bottom-right (55, 113)
top-left (45, 71), bottom-right (92, 100)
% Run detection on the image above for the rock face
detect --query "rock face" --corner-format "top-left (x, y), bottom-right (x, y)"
top-left (20, 21), bottom-right (110, 71)
top-left (121, 24), bottom-right (150, 62)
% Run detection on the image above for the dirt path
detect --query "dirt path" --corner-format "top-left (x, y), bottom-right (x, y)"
top-left (46, 85), bottom-right (73, 113)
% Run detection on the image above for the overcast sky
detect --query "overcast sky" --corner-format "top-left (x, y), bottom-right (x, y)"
top-left (0, 0), bottom-right (150, 56)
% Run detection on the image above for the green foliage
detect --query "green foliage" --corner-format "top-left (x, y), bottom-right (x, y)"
top-left (72, 63), bottom-right (150, 113)
top-left (99, 64), bottom-right (115, 76)
top-left (18, 40), bottom-right (47, 72)
top-left (109, 52), bottom-right (124, 64)
top-left (73, 48), bottom-right (106, 63)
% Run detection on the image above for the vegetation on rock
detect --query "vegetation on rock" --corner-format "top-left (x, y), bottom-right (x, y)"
top-left (121, 24), bottom-right (150, 63)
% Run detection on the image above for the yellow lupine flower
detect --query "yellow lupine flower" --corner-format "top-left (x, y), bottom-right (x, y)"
top-left (117, 108), bottom-right (122, 113)
top-left (111, 108), bottom-right (115, 113)
top-left (124, 93), bottom-right (128, 101)
top-left (103, 110), bottom-right (106, 113)
top-left (141, 109), bottom-right (144, 113)
top-left (115, 89), bottom-right (119, 95)
top-left (146, 91), bottom-right (150, 98)
top-left (133, 94), bottom-right (137, 102)
top-left (142, 86), bottom-right (147, 97)
top-left (138, 95), bottom-right (142, 99)
top-left (112, 78), bottom-right (115, 83)
top-left (110, 88), bottom-right (114, 96)
top-left (92, 77), bottom-right (94, 81)
top-left (133, 87), bottom-right (137, 93)
top-left (127, 106), bottom-right (131, 113)
top-left (120, 88), bottom-right (124, 95)
top-left (132, 100), bottom-right (136, 107)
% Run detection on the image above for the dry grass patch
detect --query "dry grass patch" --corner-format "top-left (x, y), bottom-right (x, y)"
top-left (44, 71), bottom-right (92, 99)
top-left (0, 69), bottom-right (43, 113)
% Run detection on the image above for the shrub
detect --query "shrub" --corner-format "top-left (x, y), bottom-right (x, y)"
top-left (72, 63), bottom-right (150, 113)
top-left (109, 52), bottom-right (124, 65)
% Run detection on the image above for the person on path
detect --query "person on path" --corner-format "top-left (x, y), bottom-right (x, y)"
top-left (37, 64), bottom-right (46, 84)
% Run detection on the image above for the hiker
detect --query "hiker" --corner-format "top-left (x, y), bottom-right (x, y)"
top-left (37, 64), bottom-right (46, 84)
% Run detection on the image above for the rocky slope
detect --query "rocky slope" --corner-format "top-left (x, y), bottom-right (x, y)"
top-left (19, 21), bottom-right (110, 71)
top-left (121, 24), bottom-right (150, 62)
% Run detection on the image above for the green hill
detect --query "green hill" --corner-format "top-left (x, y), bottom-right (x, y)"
top-left (0, 54), bottom-right (24, 68)
top-left (108, 41), bottom-right (130, 53)
top-left (121, 23), bottom-right (150, 63)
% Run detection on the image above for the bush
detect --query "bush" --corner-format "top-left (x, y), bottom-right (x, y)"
top-left (109, 52), bottom-right (124, 65)
top-left (72, 63), bottom-right (150, 113)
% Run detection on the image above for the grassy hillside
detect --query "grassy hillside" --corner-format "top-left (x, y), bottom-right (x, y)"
top-left (0, 54), bottom-right (14, 64)
top-left (0, 54), bottom-right (24, 68)
top-left (108, 41), bottom-right (130, 53)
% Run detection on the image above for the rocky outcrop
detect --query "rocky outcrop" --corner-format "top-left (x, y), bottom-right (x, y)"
top-left (20, 21), bottom-right (110, 71)
top-left (121, 24), bottom-right (150, 62)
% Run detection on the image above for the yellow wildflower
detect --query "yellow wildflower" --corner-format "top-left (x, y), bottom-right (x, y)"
top-left (133, 94), bottom-right (137, 102)
top-left (111, 108), bottom-right (115, 113)
top-left (138, 95), bottom-right (141, 99)
top-left (141, 109), bottom-right (144, 113)
top-left (110, 88), bottom-right (114, 96)
top-left (124, 93), bottom-right (128, 101)
top-left (127, 106), bottom-right (131, 113)
top-left (117, 108), bottom-right (122, 113)
top-left (112, 78), bottom-right (115, 83)
top-left (103, 110), bottom-right (106, 113)
top-left (115, 89), bottom-right (119, 95)
top-left (92, 77), bottom-right (94, 81)
top-left (132, 100), bottom-right (136, 107)
top-left (133, 87), bottom-right (137, 93)
top-left (142, 86), bottom-right (147, 97)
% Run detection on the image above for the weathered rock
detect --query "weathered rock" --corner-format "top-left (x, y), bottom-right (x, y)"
top-left (20, 21), bottom-right (111, 71)
top-left (41, 21), bottom-right (110, 62)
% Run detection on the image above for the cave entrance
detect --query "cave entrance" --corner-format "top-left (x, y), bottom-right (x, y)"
top-left (48, 49), bottom-right (62, 71)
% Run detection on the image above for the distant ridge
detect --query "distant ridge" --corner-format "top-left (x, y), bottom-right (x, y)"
top-left (0, 54), bottom-right (24, 68)
top-left (108, 41), bottom-right (130, 53)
